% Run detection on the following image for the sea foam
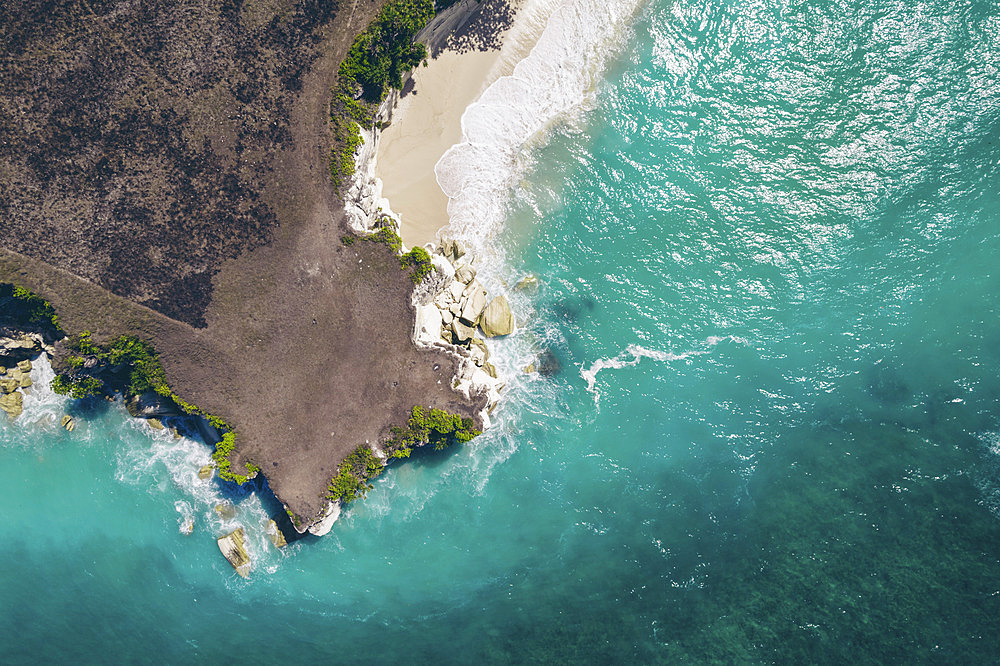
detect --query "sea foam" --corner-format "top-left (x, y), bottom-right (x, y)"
top-left (581, 337), bottom-right (733, 407)
top-left (435, 0), bottom-right (646, 252)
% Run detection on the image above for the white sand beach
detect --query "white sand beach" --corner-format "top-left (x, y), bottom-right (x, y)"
top-left (376, 49), bottom-right (502, 248)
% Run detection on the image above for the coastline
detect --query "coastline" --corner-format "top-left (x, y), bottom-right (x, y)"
top-left (0, 0), bottom-right (490, 542)
top-left (375, 0), bottom-right (529, 248)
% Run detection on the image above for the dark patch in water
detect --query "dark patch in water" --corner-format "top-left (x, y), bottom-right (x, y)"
top-left (866, 360), bottom-right (909, 405)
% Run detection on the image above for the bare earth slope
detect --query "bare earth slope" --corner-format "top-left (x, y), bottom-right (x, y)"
top-left (0, 0), bottom-right (485, 526)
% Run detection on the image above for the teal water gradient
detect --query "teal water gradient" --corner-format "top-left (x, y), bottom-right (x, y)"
top-left (4, 0), bottom-right (1000, 661)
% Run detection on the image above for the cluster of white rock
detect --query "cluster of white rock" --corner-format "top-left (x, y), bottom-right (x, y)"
top-left (412, 238), bottom-right (512, 428)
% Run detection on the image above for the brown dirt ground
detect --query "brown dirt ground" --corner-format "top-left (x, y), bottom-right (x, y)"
top-left (0, 0), bottom-right (487, 527)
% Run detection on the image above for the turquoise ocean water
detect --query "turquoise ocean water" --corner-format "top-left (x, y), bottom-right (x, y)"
top-left (4, 0), bottom-right (1000, 661)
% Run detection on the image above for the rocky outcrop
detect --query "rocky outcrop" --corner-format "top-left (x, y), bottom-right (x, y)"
top-left (0, 333), bottom-right (55, 367)
top-left (0, 389), bottom-right (22, 419)
top-left (198, 464), bottom-right (214, 480)
top-left (0, 361), bottom-right (32, 420)
top-left (217, 528), bottom-right (251, 578)
top-left (266, 520), bottom-right (287, 548)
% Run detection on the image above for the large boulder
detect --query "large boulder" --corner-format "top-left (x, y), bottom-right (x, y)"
top-left (460, 281), bottom-right (487, 325)
top-left (414, 303), bottom-right (443, 342)
top-left (0, 390), bottom-right (23, 419)
top-left (16, 359), bottom-right (31, 373)
top-left (452, 319), bottom-right (475, 344)
top-left (0, 378), bottom-right (19, 394)
top-left (454, 264), bottom-right (476, 284)
top-left (480, 295), bottom-right (515, 337)
top-left (217, 528), bottom-right (251, 578)
top-left (198, 464), bottom-right (214, 480)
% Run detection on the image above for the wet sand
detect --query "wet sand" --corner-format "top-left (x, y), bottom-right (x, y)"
top-left (377, 0), bottom-right (525, 248)
top-left (377, 50), bottom-right (501, 248)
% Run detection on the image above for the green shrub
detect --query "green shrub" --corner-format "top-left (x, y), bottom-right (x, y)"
top-left (339, 0), bottom-right (434, 102)
top-left (341, 234), bottom-right (356, 245)
top-left (51, 374), bottom-right (104, 399)
top-left (326, 445), bottom-right (386, 503)
top-left (385, 405), bottom-right (480, 457)
top-left (212, 431), bottom-right (258, 485)
top-left (400, 246), bottom-right (435, 283)
top-left (364, 225), bottom-right (403, 253)
top-left (3, 284), bottom-right (63, 333)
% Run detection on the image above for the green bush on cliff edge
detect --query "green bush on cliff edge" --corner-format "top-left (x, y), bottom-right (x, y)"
top-left (2, 283), bottom-right (63, 334)
top-left (212, 431), bottom-right (260, 486)
top-left (385, 405), bottom-right (480, 459)
top-left (324, 406), bottom-right (479, 507)
top-left (330, 0), bottom-right (435, 187)
top-left (51, 330), bottom-right (258, 486)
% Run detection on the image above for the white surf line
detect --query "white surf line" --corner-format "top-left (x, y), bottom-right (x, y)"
top-left (435, 0), bottom-right (648, 247)
top-left (581, 337), bottom-right (733, 406)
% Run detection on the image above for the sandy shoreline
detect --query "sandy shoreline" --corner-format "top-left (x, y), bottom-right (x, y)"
top-left (376, 49), bottom-right (500, 247)
top-left (376, 0), bottom-right (534, 248)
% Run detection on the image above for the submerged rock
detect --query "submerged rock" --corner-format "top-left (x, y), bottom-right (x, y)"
top-left (514, 275), bottom-right (539, 293)
top-left (536, 349), bottom-right (561, 377)
top-left (266, 520), bottom-right (287, 548)
top-left (198, 464), bottom-right (214, 480)
top-left (480, 295), bottom-right (515, 337)
top-left (215, 502), bottom-right (237, 520)
top-left (217, 528), bottom-right (251, 578)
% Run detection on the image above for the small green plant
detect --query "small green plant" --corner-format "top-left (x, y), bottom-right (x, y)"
top-left (341, 235), bottom-right (356, 245)
top-left (400, 246), bottom-right (435, 283)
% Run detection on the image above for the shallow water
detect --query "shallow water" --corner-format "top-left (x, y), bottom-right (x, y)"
top-left (4, 0), bottom-right (1000, 661)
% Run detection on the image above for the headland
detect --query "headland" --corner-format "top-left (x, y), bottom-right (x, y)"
top-left (0, 0), bottom-right (516, 534)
